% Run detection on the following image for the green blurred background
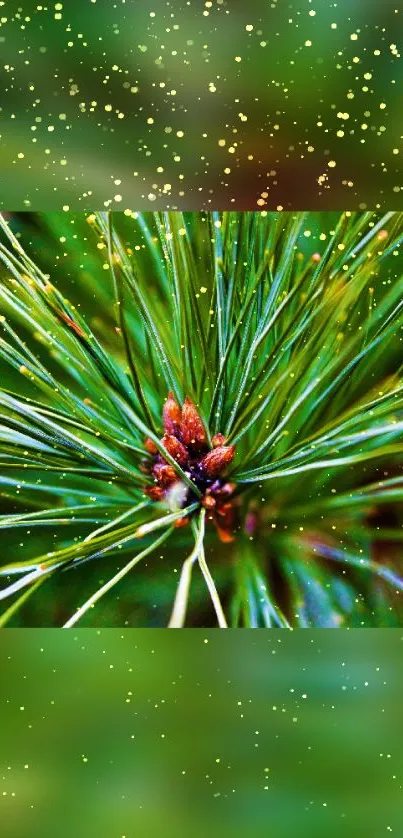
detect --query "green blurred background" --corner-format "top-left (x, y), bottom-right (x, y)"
top-left (0, 0), bottom-right (402, 209)
top-left (1, 629), bottom-right (403, 837)
top-left (1, 1), bottom-right (403, 830)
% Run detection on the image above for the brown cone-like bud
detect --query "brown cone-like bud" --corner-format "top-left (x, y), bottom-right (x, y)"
top-left (152, 462), bottom-right (178, 487)
top-left (162, 391), bottom-right (182, 436)
top-left (215, 523), bottom-right (236, 543)
top-left (214, 499), bottom-right (236, 542)
top-left (144, 437), bottom-right (158, 455)
top-left (201, 494), bottom-right (216, 509)
top-left (145, 486), bottom-right (164, 501)
top-left (174, 516), bottom-right (189, 529)
top-left (200, 445), bottom-right (235, 477)
top-left (162, 433), bottom-right (189, 466)
top-left (211, 433), bottom-right (227, 448)
top-left (180, 396), bottom-right (206, 447)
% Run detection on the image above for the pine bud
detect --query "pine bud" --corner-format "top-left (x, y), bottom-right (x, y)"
top-left (180, 396), bottom-right (206, 447)
top-left (162, 433), bottom-right (189, 466)
top-left (200, 445), bottom-right (235, 476)
top-left (152, 463), bottom-right (177, 487)
top-left (215, 524), bottom-right (235, 543)
top-left (145, 486), bottom-right (164, 501)
top-left (201, 494), bottom-right (216, 509)
top-left (162, 391), bottom-right (182, 436)
top-left (214, 499), bottom-right (236, 542)
top-left (211, 433), bottom-right (227, 448)
top-left (174, 516), bottom-right (189, 529)
top-left (144, 437), bottom-right (158, 455)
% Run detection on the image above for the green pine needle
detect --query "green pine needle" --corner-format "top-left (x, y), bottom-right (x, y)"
top-left (0, 209), bottom-right (402, 627)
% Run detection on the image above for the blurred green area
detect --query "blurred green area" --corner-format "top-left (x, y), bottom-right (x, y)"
top-left (0, 0), bottom-right (401, 209)
top-left (1, 629), bottom-right (403, 837)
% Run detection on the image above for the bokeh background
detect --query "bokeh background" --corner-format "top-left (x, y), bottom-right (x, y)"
top-left (1, 629), bottom-right (403, 837)
top-left (1, 1), bottom-right (403, 830)
top-left (0, 0), bottom-right (402, 209)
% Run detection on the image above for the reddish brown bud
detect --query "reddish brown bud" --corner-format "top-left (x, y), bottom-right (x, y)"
top-left (144, 437), bottom-right (158, 455)
top-left (162, 391), bottom-right (182, 436)
top-left (162, 433), bottom-right (189, 466)
top-left (211, 433), bottom-right (227, 448)
top-left (152, 463), bottom-right (178, 487)
top-left (174, 516), bottom-right (189, 529)
top-left (215, 524), bottom-right (235, 543)
top-left (180, 396), bottom-right (206, 447)
top-left (200, 445), bottom-right (235, 477)
top-left (202, 494), bottom-right (216, 509)
top-left (214, 499), bottom-right (236, 541)
top-left (145, 486), bottom-right (164, 501)
top-left (139, 458), bottom-right (152, 474)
